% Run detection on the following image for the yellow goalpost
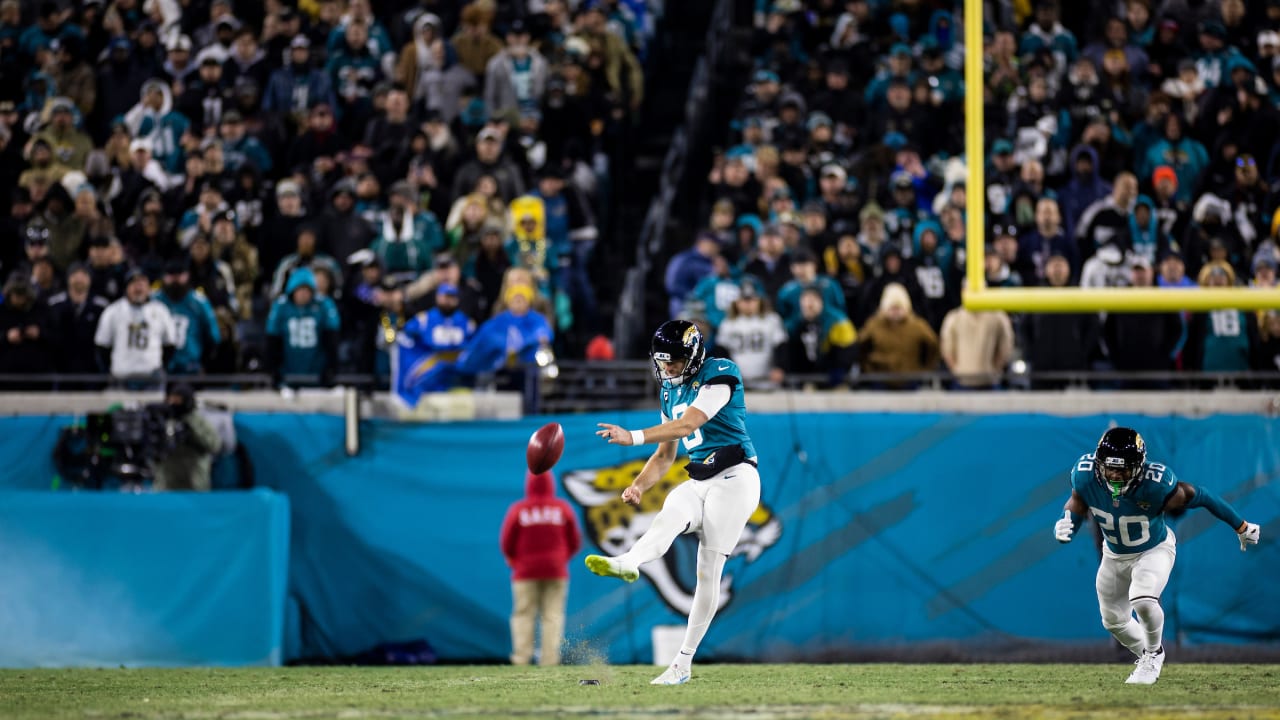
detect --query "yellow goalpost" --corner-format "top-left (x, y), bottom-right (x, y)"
top-left (960, 0), bottom-right (1280, 312)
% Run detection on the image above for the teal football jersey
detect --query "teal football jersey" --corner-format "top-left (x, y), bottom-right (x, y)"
top-left (1071, 453), bottom-right (1180, 554)
top-left (659, 357), bottom-right (755, 463)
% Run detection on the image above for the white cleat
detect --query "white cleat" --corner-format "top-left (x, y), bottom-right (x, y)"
top-left (1126, 647), bottom-right (1165, 685)
top-left (650, 663), bottom-right (691, 685)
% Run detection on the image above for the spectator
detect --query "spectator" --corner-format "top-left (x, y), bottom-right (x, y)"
top-left (824, 229), bottom-right (868, 320)
top-left (46, 263), bottom-right (108, 374)
top-left (1255, 311), bottom-right (1280, 373)
top-left (856, 282), bottom-right (940, 382)
top-left (1017, 197), bottom-right (1078, 284)
top-left (263, 36), bottom-right (337, 134)
top-left (466, 220), bottom-right (512, 312)
top-left (1058, 145), bottom-right (1111, 239)
top-left (218, 110), bottom-right (271, 174)
top-left (451, 3), bottom-right (503, 78)
top-left (372, 180), bottom-right (444, 281)
top-left (1022, 253), bottom-right (1101, 387)
top-left (151, 383), bottom-right (222, 492)
top-left (908, 219), bottom-right (958, 331)
top-left (265, 267), bottom-right (341, 386)
top-left (221, 28), bottom-right (270, 99)
top-left (363, 86), bottom-right (415, 186)
top-left (939, 287), bottom-right (1016, 389)
top-left (452, 127), bottom-right (526, 202)
top-left (499, 468), bottom-right (582, 667)
top-left (485, 19), bottom-right (548, 117)
top-left (664, 231), bottom-right (719, 319)
top-left (743, 224), bottom-right (792, 302)
top-left (178, 54), bottom-right (231, 137)
top-left (271, 226), bottom-right (342, 300)
top-left (775, 246), bottom-right (844, 326)
top-left (1157, 247), bottom-right (1196, 289)
top-left (1139, 113), bottom-right (1207, 204)
top-left (1127, 195), bottom-right (1171, 266)
top-left (187, 233), bottom-right (235, 310)
top-left (1080, 239), bottom-right (1133, 289)
top-left (326, 20), bottom-right (382, 136)
top-left (688, 256), bottom-right (743, 330)
top-left (456, 282), bottom-right (553, 376)
top-left (153, 258), bottom-right (220, 375)
top-left (857, 245), bottom-right (924, 327)
top-left (1185, 262), bottom-right (1256, 372)
top-left (776, 286), bottom-right (857, 387)
top-left (575, 3), bottom-right (644, 112)
top-left (0, 274), bottom-right (50, 375)
top-left (1103, 258), bottom-right (1182, 380)
top-left (318, 179), bottom-right (374, 266)
top-left (397, 283), bottom-right (476, 398)
top-left (94, 268), bottom-right (176, 381)
top-left (406, 252), bottom-right (486, 320)
top-left (717, 283), bottom-right (786, 385)
top-left (86, 236), bottom-right (128, 301)
top-left (209, 209), bottom-right (259, 319)
top-left (1076, 172), bottom-right (1138, 263)
top-left (505, 195), bottom-right (554, 299)
top-left (36, 97), bottom-right (92, 171)
top-left (285, 102), bottom-right (349, 179)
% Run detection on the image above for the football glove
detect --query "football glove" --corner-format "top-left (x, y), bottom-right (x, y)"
top-left (1054, 510), bottom-right (1075, 543)
top-left (1238, 522), bottom-right (1261, 552)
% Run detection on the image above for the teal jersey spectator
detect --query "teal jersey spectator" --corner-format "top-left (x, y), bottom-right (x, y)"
top-left (1195, 44), bottom-right (1246, 89)
top-left (265, 268), bottom-right (341, 378)
top-left (223, 134), bottom-right (273, 174)
top-left (372, 211), bottom-right (444, 276)
top-left (775, 276), bottom-right (846, 325)
top-left (689, 273), bottom-right (750, 328)
top-left (326, 20), bottom-right (394, 62)
top-left (326, 46), bottom-right (381, 112)
top-left (154, 288), bottom-right (220, 374)
top-left (1071, 454), bottom-right (1179, 554)
top-left (125, 81), bottom-right (191, 175)
top-left (659, 357), bottom-right (755, 464)
top-left (783, 302), bottom-right (857, 354)
top-left (1190, 310), bottom-right (1254, 372)
top-left (1018, 22), bottom-right (1079, 69)
top-left (1140, 135), bottom-right (1207, 204)
top-left (864, 70), bottom-right (918, 108)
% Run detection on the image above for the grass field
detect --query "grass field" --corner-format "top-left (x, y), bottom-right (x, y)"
top-left (3, 664), bottom-right (1280, 720)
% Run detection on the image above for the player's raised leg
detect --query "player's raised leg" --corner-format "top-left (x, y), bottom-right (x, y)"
top-left (586, 482), bottom-right (701, 583)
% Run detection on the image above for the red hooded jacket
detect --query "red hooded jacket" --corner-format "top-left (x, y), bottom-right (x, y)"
top-left (499, 470), bottom-right (582, 580)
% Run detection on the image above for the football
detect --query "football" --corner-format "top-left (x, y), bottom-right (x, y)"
top-left (526, 422), bottom-right (565, 474)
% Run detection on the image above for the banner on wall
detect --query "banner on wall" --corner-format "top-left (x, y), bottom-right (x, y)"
top-left (1, 412), bottom-right (1276, 666)
top-left (229, 412), bottom-right (1280, 663)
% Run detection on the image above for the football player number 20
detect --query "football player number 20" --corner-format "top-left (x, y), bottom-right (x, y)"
top-left (1090, 509), bottom-right (1151, 547)
top-left (669, 403), bottom-right (703, 450)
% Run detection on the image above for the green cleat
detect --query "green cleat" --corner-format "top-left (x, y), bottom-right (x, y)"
top-left (584, 554), bottom-right (639, 583)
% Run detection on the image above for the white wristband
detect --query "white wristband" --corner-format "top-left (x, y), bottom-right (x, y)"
top-left (630, 429), bottom-right (645, 445)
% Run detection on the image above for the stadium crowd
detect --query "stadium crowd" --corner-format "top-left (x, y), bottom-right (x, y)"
top-left (670, 0), bottom-right (1280, 388)
top-left (0, 0), bottom-right (650, 387)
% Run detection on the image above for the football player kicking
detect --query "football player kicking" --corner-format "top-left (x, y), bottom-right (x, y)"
top-left (1055, 428), bottom-right (1261, 685)
top-left (589, 320), bottom-right (760, 686)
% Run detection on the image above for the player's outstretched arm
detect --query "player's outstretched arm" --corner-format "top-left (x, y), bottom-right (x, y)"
top-left (1055, 491), bottom-right (1088, 543)
top-left (596, 407), bottom-right (711, 448)
top-left (1163, 481), bottom-right (1261, 551)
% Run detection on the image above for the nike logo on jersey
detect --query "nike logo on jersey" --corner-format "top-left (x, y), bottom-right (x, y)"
top-left (718, 365), bottom-right (730, 370)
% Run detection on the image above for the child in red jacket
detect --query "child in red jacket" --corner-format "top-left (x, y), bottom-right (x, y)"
top-left (499, 469), bottom-right (582, 665)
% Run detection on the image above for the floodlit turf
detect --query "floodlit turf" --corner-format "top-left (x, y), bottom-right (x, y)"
top-left (1, 664), bottom-right (1279, 719)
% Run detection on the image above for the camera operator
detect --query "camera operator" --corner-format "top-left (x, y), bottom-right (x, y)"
top-left (152, 383), bottom-right (222, 492)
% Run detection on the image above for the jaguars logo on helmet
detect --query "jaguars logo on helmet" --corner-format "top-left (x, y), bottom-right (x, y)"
top-left (563, 457), bottom-right (782, 614)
